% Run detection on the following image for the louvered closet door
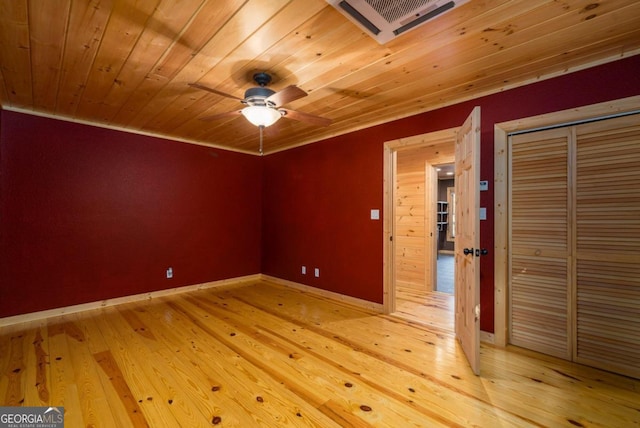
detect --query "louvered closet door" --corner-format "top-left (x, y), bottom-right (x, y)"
top-left (509, 128), bottom-right (572, 360)
top-left (574, 115), bottom-right (640, 379)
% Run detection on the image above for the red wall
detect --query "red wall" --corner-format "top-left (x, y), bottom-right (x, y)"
top-left (0, 112), bottom-right (262, 317)
top-left (262, 55), bottom-right (640, 332)
top-left (2, 56), bottom-right (639, 323)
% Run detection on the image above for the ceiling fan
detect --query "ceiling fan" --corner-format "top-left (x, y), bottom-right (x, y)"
top-left (189, 72), bottom-right (331, 127)
top-left (189, 72), bottom-right (330, 155)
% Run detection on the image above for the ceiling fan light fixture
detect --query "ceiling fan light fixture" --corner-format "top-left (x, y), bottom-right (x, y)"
top-left (241, 105), bottom-right (282, 127)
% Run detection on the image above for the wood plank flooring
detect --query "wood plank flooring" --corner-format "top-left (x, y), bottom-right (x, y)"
top-left (394, 283), bottom-right (454, 333)
top-left (1, 279), bottom-right (639, 427)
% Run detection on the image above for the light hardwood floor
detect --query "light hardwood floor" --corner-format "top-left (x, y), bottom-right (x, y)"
top-left (394, 283), bottom-right (454, 333)
top-left (1, 279), bottom-right (639, 427)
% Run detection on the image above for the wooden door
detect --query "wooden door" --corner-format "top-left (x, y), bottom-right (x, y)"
top-left (454, 107), bottom-right (481, 375)
top-left (507, 113), bottom-right (640, 379)
top-left (574, 114), bottom-right (640, 379)
top-left (509, 128), bottom-right (572, 360)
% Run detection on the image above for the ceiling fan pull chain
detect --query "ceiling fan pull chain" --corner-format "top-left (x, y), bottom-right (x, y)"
top-left (259, 125), bottom-right (264, 156)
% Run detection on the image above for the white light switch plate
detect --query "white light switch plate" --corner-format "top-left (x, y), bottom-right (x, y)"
top-left (370, 209), bottom-right (380, 220)
top-left (479, 207), bottom-right (487, 220)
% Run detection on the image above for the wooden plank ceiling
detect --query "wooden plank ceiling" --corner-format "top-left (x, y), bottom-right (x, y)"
top-left (1, 0), bottom-right (639, 155)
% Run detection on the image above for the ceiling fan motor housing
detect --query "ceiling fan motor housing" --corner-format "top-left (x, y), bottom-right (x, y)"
top-left (252, 72), bottom-right (272, 86)
top-left (243, 87), bottom-right (277, 107)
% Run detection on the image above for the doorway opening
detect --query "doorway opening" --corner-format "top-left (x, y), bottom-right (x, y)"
top-left (383, 129), bottom-right (456, 332)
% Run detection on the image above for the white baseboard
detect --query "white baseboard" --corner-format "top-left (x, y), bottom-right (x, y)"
top-left (0, 274), bottom-right (261, 327)
top-left (261, 275), bottom-right (384, 313)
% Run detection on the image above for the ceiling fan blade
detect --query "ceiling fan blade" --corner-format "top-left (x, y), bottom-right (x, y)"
top-left (188, 82), bottom-right (243, 101)
top-left (280, 108), bottom-right (331, 127)
top-left (199, 110), bottom-right (242, 122)
top-left (266, 85), bottom-right (307, 107)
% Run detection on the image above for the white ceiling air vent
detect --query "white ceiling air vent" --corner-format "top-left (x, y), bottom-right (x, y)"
top-left (326, 0), bottom-right (469, 44)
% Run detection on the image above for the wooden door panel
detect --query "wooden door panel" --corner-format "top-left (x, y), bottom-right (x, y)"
top-left (510, 254), bottom-right (569, 358)
top-left (454, 107), bottom-right (480, 375)
top-left (509, 128), bottom-right (572, 360)
top-left (574, 115), bottom-right (640, 378)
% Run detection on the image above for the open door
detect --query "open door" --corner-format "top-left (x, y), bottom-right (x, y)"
top-left (454, 107), bottom-right (481, 375)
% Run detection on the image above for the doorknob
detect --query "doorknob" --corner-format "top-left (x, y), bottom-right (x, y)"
top-left (464, 248), bottom-right (487, 257)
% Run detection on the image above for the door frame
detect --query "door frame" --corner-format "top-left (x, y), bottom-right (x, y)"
top-left (493, 95), bottom-right (640, 347)
top-left (425, 161), bottom-right (438, 292)
top-left (383, 127), bottom-right (457, 314)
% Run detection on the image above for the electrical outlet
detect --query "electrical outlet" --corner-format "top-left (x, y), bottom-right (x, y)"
top-left (314, 268), bottom-right (320, 278)
top-left (302, 266), bottom-right (306, 274)
top-left (166, 267), bottom-right (173, 279)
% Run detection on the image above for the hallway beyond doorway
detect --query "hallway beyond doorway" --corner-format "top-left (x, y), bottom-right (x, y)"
top-left (436, 252), bottom-right (454, 294)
